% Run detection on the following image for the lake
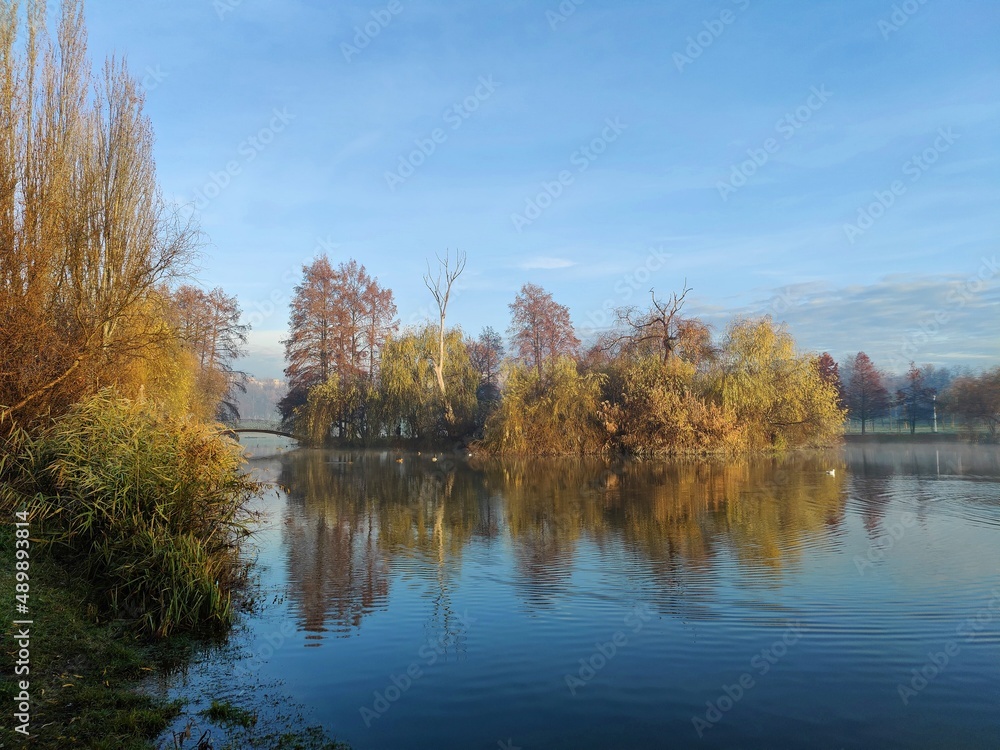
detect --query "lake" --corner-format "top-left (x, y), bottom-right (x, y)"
top-left (161, 441), bottom-right (1000, 749)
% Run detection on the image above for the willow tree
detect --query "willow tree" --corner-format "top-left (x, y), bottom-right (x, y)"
top-left (377, 325), bottom-right (478, 440)
top-left (599, 355), bottom-right (737, 456)
top-left (294, 375), bottom-right (367, 446)
top-left (481, 357), bottom-right (605, 455)
top-left (718, 317), bottom-right (844, 450)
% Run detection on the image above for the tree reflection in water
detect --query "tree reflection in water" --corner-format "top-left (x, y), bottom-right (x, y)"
top-left (276, 449), bottom-right (853, 640)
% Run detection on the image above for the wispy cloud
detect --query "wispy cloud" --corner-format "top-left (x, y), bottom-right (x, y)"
top-left (81, 0), bottom-right (1000, 381)
top-left (732, 269), bottom-right (1000, 371)
top-left (520, 256), bottom-right (576, 270)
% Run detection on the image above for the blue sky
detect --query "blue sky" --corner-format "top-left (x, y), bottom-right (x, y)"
top-left (81, 0), bottom-right (999, 379)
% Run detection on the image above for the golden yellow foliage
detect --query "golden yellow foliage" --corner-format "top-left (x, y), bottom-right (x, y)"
top-left (481, 357), bottom-right (605, 455)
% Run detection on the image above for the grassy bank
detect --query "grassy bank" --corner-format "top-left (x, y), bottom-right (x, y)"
top-left (843, 432), bottom-right (990, 443)
top-left (0, 524), bottom-right (188, 747)
top-left (0, 392), bottom-right (348, 749)
top-left (0, 526), bottom-right (349, 749)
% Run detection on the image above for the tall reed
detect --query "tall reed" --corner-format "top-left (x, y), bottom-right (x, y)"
top-left (1, 390), bottom-right (263, 637)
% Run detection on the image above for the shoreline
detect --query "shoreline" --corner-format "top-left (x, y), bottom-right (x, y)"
top-left (0, 524), bottom-right (349, 750)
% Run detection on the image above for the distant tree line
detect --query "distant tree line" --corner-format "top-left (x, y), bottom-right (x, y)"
top-left (830, 352), bottom-right (999, 438)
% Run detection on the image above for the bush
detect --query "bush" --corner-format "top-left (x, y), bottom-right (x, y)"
top-left (480, 358), bottom-right (606, 455)
top-left (717, 317), bottom-right (845, 450)
top-left (602, 356), bottom-right (740, 456)
top-left (1, 390), bottom-right (262, 637)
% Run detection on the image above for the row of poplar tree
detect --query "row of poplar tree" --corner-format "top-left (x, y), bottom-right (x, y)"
top-left (0, 1), bottom-right (247, 428)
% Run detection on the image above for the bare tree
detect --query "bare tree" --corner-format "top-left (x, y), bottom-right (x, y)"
top-left (602, 283), bottom-right (694, 363)
top-left (423, 249), bottom-right (466, 421)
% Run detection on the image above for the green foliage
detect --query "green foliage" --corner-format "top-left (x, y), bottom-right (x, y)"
top-left (717, 317), bottom-right (845, 450)
top-left (287, 324), bottom-right (481, 446)
top-left (293, 374), bottom-right (370, 446)
top-left (378, 325), bottom-right (478, 440)
top-left (1, 390), bottom-right (262, 637)
top-left (202, 700), bottom-right (259, 728)
top-left (481, 358), bottom-right (606, 455)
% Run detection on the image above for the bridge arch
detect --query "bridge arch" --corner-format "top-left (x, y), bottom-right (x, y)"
top-left (223, 420), bottom-right (299, 441)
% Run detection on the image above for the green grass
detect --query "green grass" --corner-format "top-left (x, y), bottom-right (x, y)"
top-left (844, 418), bottom-right (990, 437)
top-left (201, 699), bottom-right (258, 729)
top-left (0, 525), bottom-right (187, 748)
top-left (0, 526), bottom-right (351, 750)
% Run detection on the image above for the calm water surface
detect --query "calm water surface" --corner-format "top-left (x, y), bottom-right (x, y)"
top-left (167, 441), bottom-right (1000, 749)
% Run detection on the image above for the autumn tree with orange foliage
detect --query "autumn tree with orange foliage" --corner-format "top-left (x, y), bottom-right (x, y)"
top-left (484, 282), bottom-right (845, 455)
top-left (508, 283), bottom-right (580, 381)
top-left (171, 285), bottom-right (249, 420)
top-left (945, 368), bottom-right (1000, 440)
top-left (815, 353), bottom-right (844, 405)
top-left (281, 254), bottom-right (397, 439)
top-left (843, 352), bottom-right (890, 434)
